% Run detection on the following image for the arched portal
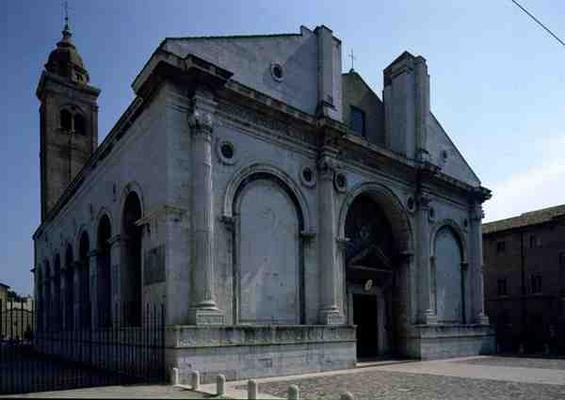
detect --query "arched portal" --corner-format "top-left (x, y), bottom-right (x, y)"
top-left (233, 173), bottom-right (304, 324)
top-left (122, 192), bottom-right (142, 326)
top-left (64, 244), bottom-right (74, 331)
top-left (97, 215), bottom-right (112, 327)
top-left (433, 226), bottom-right (464, 323)
top-left (78, 231), bottom-right (91, 329)
top-left (343, 192), bottom-right (410, 359)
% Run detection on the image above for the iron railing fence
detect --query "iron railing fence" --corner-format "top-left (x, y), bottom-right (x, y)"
top-left (0, 299), bottom-right (165, 395)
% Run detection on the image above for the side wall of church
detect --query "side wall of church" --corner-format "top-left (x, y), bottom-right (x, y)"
top-left (34, 87), bottom-right (173, 328)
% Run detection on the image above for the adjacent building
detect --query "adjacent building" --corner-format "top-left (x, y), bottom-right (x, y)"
top-left (33, 22), bottom-right (493, 381)
top-left (0, 283), bottom-right (34, 341)
top-left (483, 205), bottom-right (565, 354)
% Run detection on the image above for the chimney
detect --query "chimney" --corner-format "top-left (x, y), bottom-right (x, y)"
top-left (383, 52), bottom-right (430, 160)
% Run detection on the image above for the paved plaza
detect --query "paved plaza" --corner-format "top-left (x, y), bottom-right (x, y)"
top-left (225, 356), bottom-right (565, 400)
top-left (4, 356), bottom-right (565, 398)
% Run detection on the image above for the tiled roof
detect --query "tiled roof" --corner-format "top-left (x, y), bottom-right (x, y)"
top-left (483, 204), bottom-right (565, 234)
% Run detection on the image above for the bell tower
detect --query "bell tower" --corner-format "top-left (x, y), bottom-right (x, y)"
top-left (36, 20), bottom-right (100, 220)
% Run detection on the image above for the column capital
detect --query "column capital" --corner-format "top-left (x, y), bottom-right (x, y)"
top-left (317, 155), bottom-right (339, 181)
top-left (188, 90), bottom-right (217, 137)
top-left (87, 250), bottom-right (99, 258)
top-left (416, 193), bottom-right (432, 211)
top-left (470, 203), bottom-right (485, 222)
top-left (108, 234), bottom-right (126, 246)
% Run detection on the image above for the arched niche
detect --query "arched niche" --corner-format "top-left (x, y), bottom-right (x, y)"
top-left (121, 191), bottom-right (143, 327)
top-left (433, 225), bottom-right (465, 323)
top-left (231, 171), bottom-right (306, 325)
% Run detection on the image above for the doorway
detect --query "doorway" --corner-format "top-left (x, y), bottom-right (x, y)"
top-left (353, 293), bottom-right (378, 359)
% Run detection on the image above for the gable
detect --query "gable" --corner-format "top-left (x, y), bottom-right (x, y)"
top-left (162, 26), bottom-right (341, 118)
top-left (342, 72), bottom-right (385, 145)
top-left (426, 113), bottom-right (480, 187)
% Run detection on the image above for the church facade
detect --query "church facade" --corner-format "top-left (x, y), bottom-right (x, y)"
top-left (33, 23), bottom-right (494, 381)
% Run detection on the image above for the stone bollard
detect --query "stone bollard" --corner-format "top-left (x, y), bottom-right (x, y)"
top-left (288, 384), bottom-right (300, 400)
top-left (216, 374), bottom-right (226, 396)
top-left (248, 379), bottom-right (258, 400)
top-left (191, 371), bottom-right (200, 390)
top-left (171, 367), bottom-right (179, 385)
top-left (340, 391), bottom-right (355, 400)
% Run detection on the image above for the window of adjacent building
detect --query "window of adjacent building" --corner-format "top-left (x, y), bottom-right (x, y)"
top-left (350, 106), bottom-right (366, 137)
top-left (529, 235), bottom-right (541, 248)
top-left (531, 274), bottom-right (542, 294)
top-left (559, 259), bottom-right (565, 296)
top-left (497, 278), bottom-right (508, 296)
top-left (496, 241), bottom-right (506, 254)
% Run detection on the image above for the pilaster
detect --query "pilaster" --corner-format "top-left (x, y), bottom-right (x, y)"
top-left (416, 193), bottom-right (437, 324)
top-left (187, 89), bottom-right (223, 325)
top-left (87, 249), bottom-right (98, 328)
top-left (317, 146), bottom-right (344, 325)
top-left (108, 234), bottom-right (124, 326)
top-left (470, 203), bottom-right (489, 325)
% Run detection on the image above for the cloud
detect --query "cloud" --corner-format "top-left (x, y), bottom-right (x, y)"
top-left (484, 135), bottom-right (565, 222)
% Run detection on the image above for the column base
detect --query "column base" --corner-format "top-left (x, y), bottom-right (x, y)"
top-left (476, 312), bottom-right (490, 326)
top-left (419, 309), bottom-right (438, 325)
top-left (319, 308), bottom-right (344, 325)
top-left (188, 307), bottom-right (224, 326)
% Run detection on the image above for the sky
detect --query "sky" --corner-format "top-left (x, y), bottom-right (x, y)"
top-left (0, 0), bottom-right (564, 295)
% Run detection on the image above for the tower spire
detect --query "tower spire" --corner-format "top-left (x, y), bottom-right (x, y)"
top-left (62, 1), bottom-right (71, 38)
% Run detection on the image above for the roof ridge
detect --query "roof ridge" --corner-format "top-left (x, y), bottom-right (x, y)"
top-left (165, 32), bottom-right (301, 41)
top-left (520, 203), bottom-right (565, 216)
top-left (483, 202), bottom-right (565, 234)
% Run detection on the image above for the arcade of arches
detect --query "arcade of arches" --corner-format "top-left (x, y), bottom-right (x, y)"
top-left (36, 191), bottom-right (144, 331)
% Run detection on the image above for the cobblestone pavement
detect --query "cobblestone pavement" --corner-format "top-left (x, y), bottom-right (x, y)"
top-left (457, 356), bottom-right (565, 370)
top-left (251, 357), bottom-right (565, 400)
top-left (1, 385), bottom-right (208, 398)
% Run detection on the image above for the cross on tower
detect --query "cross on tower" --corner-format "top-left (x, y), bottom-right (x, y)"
top-left (62, 0), bottom-right (71, 30)
top-left (349, 49), bottom-right (356, 72)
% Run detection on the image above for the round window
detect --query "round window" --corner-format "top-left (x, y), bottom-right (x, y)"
top-left (220, 143), bottom-right (234, 159)
top-left (216, 140), bottom-right (237, 165)
top-left (270, 63), bottom-right (284, 82)
top-left (428, 207), bottom-right (436, 222)
top-left (407, 196), bottom-right (415, 212)
top-left (334, 172), bottom-right (347, 192)
top-left (300, 166), bottom-right (316, 188)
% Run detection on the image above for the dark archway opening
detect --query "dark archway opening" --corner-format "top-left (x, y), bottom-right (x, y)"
top-left (97, 215), bottom-right (112, 328)
top-left (122, 192), bottom-right (142, 327)
top-left (53, 254), bottom-right (61, 331)
top-left (79, 232), bottom-right (91, 329)
top-left (64, 245), bottom-right (74, 331)
top-left (345, 194), bottom-right (399, 360)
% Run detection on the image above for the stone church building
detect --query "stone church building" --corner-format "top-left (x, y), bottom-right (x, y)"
top-left (33, 22), bottom-right (493, 380)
